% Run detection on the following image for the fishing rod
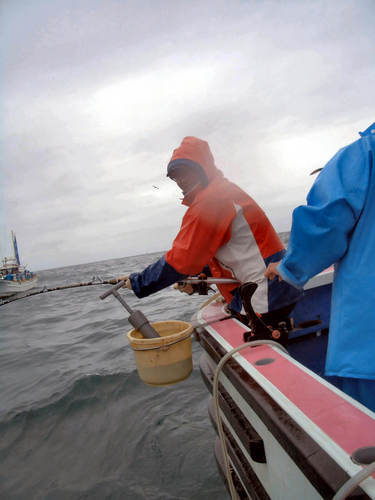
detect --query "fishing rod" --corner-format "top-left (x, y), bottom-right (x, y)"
top-left (0, 276), bottom-right (118, 307)
top-left (0, 276), bottom-right (241, 307)
top-left (1, 271), bottom-right (240, 336)
top-left (177, 276), bottom-right (240, 295)
top-left (179, 277), bottom-right (240, 285)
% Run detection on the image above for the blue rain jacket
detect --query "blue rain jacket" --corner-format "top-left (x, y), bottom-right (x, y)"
top-left (279, 122), bottom-right (375, 380)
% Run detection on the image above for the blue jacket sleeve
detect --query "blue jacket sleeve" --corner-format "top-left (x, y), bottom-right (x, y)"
top-left (279, 138), bottom-right (370, 288)
top-left (129, 255), bottom-right (187, 298)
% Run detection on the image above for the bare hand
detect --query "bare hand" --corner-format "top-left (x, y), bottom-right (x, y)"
top-left (264, 261), bottom-right (282, 281)
top-left (173, 282), bottom-right (195, 295)
top-left (116, 275), bottom-right (132, 290)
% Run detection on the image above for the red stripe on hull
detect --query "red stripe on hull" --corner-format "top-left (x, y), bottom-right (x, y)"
top-left (201, 304), bottom-right (375, 460)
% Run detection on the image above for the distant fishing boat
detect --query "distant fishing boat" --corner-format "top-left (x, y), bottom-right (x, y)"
top-left (0, 231), bottom-right (38, 298)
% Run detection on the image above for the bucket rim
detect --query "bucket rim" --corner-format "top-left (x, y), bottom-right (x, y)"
top-left (127, 320), bottom-right (193, 346)
top-left (130, 332), bottom-right (192, 351)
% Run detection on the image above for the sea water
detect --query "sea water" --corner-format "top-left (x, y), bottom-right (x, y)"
top-left (0, 252), bottom-right (228, 499)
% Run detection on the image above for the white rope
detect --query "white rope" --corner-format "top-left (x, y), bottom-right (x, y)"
top-left (332, 461), bottom-right (375, 500)
top-left (212, 339), bottom-right (288, 499)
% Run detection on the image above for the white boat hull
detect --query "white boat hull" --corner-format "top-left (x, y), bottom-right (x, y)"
top-left (0, 276), bottom-right (38, 297)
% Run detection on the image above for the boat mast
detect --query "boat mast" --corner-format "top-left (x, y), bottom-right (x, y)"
top-left (11, 231), bottom-right (21, 266)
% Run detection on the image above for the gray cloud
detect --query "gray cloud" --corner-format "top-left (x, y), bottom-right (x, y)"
top-left (1, 0), bottom-right (374, 269)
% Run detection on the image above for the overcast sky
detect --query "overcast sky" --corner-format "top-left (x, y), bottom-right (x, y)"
top-left (1, 0), bottom-right (374, 270)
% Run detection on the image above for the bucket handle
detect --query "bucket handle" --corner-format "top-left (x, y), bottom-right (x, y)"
top-left (131, 333), bottom-right (192, 351)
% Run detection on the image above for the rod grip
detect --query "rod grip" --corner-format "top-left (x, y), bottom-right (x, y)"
top-left (100, 280), bottom-right (126, 300)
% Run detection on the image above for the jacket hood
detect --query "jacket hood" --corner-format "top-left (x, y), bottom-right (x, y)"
top-left (167, 137), bottom-right (222, 184)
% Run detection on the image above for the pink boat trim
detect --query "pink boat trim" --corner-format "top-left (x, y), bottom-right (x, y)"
top-left (200, 303), bottom-right (375, 462)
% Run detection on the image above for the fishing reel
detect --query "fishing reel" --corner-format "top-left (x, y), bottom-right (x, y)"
top-left (239, 282), bottom-right (290, 347)
top-left (193, 274), bottom-right (214, 295)
top-left (177, 274), bottom-right (214, 295)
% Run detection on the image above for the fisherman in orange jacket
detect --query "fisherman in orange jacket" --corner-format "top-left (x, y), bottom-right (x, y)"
top-left (118, 137), bottom-right (300, 323)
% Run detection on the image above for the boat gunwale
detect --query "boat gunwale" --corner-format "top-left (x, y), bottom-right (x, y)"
top-left (197, 328), bottom-right (370, 499)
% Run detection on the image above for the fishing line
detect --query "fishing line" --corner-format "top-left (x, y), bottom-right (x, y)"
top-left (0, 277), bottom-right (117, 306)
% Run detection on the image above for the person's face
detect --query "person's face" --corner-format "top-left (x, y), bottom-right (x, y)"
top-left (169, 167), bottom-right (202, 195)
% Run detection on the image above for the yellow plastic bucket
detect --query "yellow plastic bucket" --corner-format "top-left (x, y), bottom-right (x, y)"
top-left (127, 320), bottom-right (193, 386)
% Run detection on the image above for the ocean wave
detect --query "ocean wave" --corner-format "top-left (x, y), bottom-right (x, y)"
top-left (0, 369), bottom-right (225, 500)
top-left (0, 254), bottom-right (227, 499)
top-left (0, 372), bottom-right (134, 427)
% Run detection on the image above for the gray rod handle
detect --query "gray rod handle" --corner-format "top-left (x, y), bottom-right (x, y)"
top-left (129, 310), bottom-right (160, 338)
top-left (111, 290), bottom-right (134, 314)
top-left (99, 280), bottom-right (127, 300)
top-left (99, 281), bottom-right (160, 338)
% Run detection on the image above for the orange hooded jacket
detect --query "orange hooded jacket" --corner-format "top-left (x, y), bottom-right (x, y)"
top-left (130, 137), bottom-right (300, 313)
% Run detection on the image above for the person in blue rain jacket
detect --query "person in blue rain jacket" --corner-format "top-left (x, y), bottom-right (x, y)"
top-left (265, 122), bottom-right (375, 412)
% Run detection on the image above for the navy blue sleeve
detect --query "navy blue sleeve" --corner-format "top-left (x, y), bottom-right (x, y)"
top-left (129, 255), bottom-right (187, 298)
